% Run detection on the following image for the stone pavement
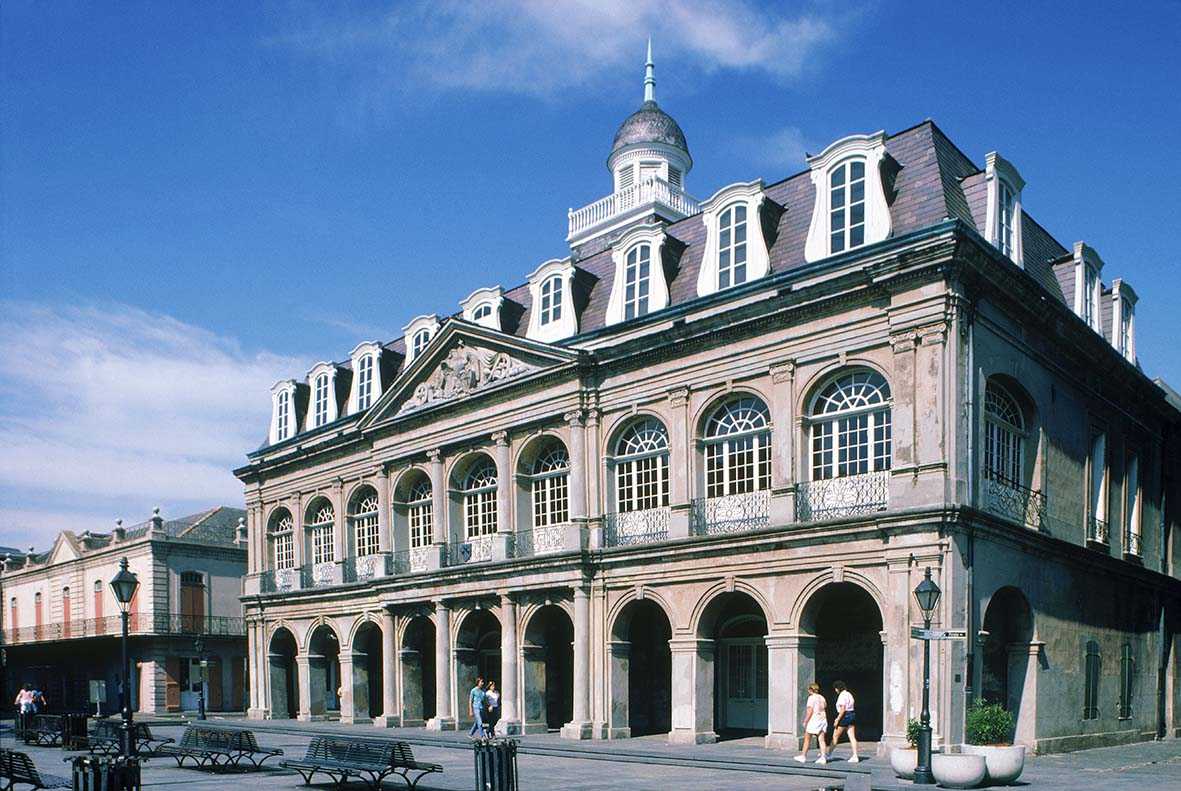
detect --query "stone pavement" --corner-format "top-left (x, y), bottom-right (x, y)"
top-left (1, 718), bottom-right (1179, 790)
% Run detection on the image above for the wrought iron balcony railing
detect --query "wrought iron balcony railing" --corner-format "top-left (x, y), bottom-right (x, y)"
top-left (1123, 529), bottom-right (1142, 557)
top-left (1, 612), bottom-right (245, 645)
top-left (1087, 515), bottom-right (1110, 545)
top-left (603, 507), bottom-right (670, 547)
top-left (690, 490), bottom-right (771, 536)
top-left (342, 552), bottom-right (395, 583)
top-left (983, 474), bottom-right (1046, 530)
top-left (514, 523), bottom-right (571, 557)
top-left (797, 470), bottom-right (890, 522)
top-left (449, 534), bottom-right (495, 565)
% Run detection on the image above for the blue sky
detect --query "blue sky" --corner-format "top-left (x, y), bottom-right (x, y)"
top-left (2, 1), bottom-right (1179, 545)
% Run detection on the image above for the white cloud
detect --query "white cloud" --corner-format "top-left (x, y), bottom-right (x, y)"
top-left (734, 125), bottom-right (817, 173)
top-left (273, 0), bottom-right (843, 98)
top-left (0, 302), bottom-right (305, 546)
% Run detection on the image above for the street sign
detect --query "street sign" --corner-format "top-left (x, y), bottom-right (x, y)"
top-left (89, 680), bottom-right (107, 703)
top-left (911, 627), bottom-right (968, 641)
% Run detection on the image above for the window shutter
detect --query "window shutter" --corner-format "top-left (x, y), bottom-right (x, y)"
top-left (668, 168), bottom-right (682, 189)
top-left (165, 657), bottom-right (181, 712)
top-left (618, 165), bottom-right (634, 191)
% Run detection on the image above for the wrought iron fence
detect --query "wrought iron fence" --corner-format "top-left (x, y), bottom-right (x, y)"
top-left (302, 560), bottom-right (343, 588)
top-left (690, 491), bottom-right (770, 536)
top-left (1087, 515), bottom-right (1110, 545)
top-left (514, 524), bottom-right (570, 557)
top-left (603, 507), bottom-right (670, 547)
top-left (982, 474), bottom-right (1046, 530)
top-left (341, 553), bottom-right (394, 583)
top-left (1123, 529), bottom-right (1142, 557)
top-left (260, 567), bottom-right (300, 594)
top-left (2, 612), bottom-right (245, 644)
top-left (797, 470), bottom-right (889, 522)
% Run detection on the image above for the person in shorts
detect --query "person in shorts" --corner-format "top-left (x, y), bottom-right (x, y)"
top-left (484, 680), bottom-right (501, 737)
top-left (794, 682), bottom-right (829, 764)
top-left (831, 680), bottom-right (860, 763)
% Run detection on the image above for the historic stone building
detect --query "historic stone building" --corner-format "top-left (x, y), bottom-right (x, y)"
top-left (0, 507), bottom-right (248, 713)
top-left (236, 54), bottom-right (1181, 754)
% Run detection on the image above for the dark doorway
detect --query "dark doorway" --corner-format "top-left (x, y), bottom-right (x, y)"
top-left (805, 583), bottom-right (884, 740)
top-left (268, 628), bottom-right (298, 719)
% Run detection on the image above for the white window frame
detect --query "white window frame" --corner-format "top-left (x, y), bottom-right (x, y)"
top-left (1125, 450), bottom-right (1141, 554)
top-left (807, 369), bottom-right (893, 481)
top-left (402, 314), bottom-right (440, 364)
top-left (349, 490), bottom-right (381, 557)
top-left (697, 180), bottom-right (770, 297)
top-left (704, 397), bottom-right (772, 498)
top-left (406, 478), bottom-right (433, 549)
top-left (531, 445), bottom-right (570, 527)
top-left (984, 151), bottom-right (1025, 267)
top-left (827, 158), bottom-right (867, 255)
top-left (461, 286), bottom-right (504, 330)
top-left (525, 258), bottom-right (577, 343)
top-left (1112, 279), bottom-right (1137, 362)
top-left (1088, 429), bottom-right (1108, 540)
top-left (606, 223), bottom-right (671, 325)
top-left (1072, 243), bottom-right (1105, 333)
top-left (305, 362), bottom-right (338, 430)
top-left (463, 460), bottom-right (498, 538)
top-left (269, 380), bottom-right (298, 444)
top-left (268, 511), bottom-right (296, 570)
top-left (983, 381), bottom-right (1025, 486)
top-left (306, 502), bottom-right (336, 564)
top-left (347, 341), bottom-right (383, 415)
top-left (804, 132), bottom-right (893, 263)
top-left (539, 275), bottom-right (563, 325)
top-left (613, 418), bottom-right (671, 513)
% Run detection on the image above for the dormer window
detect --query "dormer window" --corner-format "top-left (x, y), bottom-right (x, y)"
top-left (355, 354), bottom-right (374, 410)
top-left (526, 259), bottom-right (578, 342)
top-left (697, 181), bottom-right (771, 297)
top-left (804, 132), bottom-right (893, 264)
top-left (1072, 242), bottom-right (1104, 334)
top-left (607, 223), bottom-right (672, 326)
top-left (460, 287), bottom-right (504, 330)
top-left (1113, 279), bottom-right (1137, 362)
top-left (1082, 268), bottom-right (1097, 327)
top-left (413, 330), bottom-right (430, 357)
top-left (347, 341), bottom-right (384, 415)
top-left (269, 379), bottom-right (299, 444)
top-left (313, 373), bottom-right (330, 427)
top-left (403, 314), bottom-right (440, 364)
top-left (540, 275), bottom-right (563, 325)
top-left (718, 203), bottom-right (748, 288)
top-left (998, 181), bottom-right (1016, 257)
top-left (984, 151), bottom-right (1025, 267)
top-left (277, 390), bottom-right (291, 439)
top-left (1119, 301), bottom-right (1133, 357)
top-left (473, 304), bottom-right (492, 321)
top-left (624, 244), bottom-right (651, 319)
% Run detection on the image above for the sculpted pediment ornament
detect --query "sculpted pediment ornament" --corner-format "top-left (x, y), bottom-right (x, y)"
top-left (397, 340), bottom-right (536, 416)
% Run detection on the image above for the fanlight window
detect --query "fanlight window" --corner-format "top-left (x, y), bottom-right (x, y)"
top-left (829, 159), bottom-right (866, 254)
top-left (615, 418), bottom-right (670, 513)
top-left (407, 478), bottom-right (433, 549)
top-left (413, 329), bottom-right (432, 358)
top-left (984, 382), bottom-right (1024, 485)
top-left (463, 460), bottom-right (498, 538)
top-left (531, 445), bottom-right (570, 527)
top-left (306, 502), bottom-right (335, 565)
top-left (313, 373), bottom-right (330, 428)
top-left (350, 490), bottom-right (381, 557)
top-left (704, 397), bottom-right (771, 498)
top-left (718, 204), bottom-right (748, 289)
top-left (809, 369), bottom-right (892, 480)
top-left (473, 303), bottom-right (493, 321)
top-left (624, 244), bottom-right (652, 319)
top-left (268, 511), bottom-right (296, 570)
top-left (276, 390), bottom-right (291, 441)
top-left (356, 355), bottom-right (374, 411)
top-left (539, 275), bottom-right (563, 325)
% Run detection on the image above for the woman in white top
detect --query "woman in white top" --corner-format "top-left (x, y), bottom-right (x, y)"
top-left (794, 682), bottom-right (829, 764)
top-left (831, 679), bottom-right (860, 762)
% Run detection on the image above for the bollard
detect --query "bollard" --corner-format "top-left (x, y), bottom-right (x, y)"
top-left (472, 737), bottom-right (518, 791)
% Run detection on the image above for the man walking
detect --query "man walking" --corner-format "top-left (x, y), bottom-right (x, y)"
top-left (467, 676), bottom-right (487, 739)
top-left (830, 680), bottom-right (860, 763)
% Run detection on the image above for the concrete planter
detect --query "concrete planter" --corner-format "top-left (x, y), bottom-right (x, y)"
top-left (889, 747), bottom-right (918, 780)
top-left (961, 744), bottom-right (1026, 785)
top-left (931, 753), bottom-right (986, 788)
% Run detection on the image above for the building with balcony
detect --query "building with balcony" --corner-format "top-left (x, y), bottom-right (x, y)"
top-left (0, 506), bottom-right (248, 714)
top-left (235, 52), bottom-right (1181, 754)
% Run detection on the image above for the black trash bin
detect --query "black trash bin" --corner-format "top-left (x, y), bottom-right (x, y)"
top-left (61, 713), bottom-right (89, 750)
top-left (71, 755), bottom-right (141, 791)
top-left (472, 738), bottom-right (518, 791)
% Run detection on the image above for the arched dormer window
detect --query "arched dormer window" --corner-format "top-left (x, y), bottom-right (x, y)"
top-left (305, 362), bottom-right (339, 431)
top-left (984, 151), bottom-right (1025, 266)
top-left (624, 244), bottom-right (651, 318)
top-left (312, 373), bottom-right (330, 428)
top-left (614, 418), bottom-right (670, 513)
top-left (984, 381), bottom-right (1024, 485)
top-left (461, 286), bottom-right (505, 330)
top-left (473, 304), bottom-right (492, 321)
top-left (463, 459), bottom-right (498, 538)
top-left (306, 501), bottom-right (335, 565)
top-left (697, 181), bottom-right (770, 297)
top-left (348, 341), bottom-right (384, 415)
top-left (403, 314), bottom-right (440, 364)
top-left (277, 390), bottom-right (291, 439)
top-left (526, 259), bottom-right (577, 342)
top-left (268, 510), bottom-right (295, 570)
top-left (269, 379), bottom-right (298, 444)
top-left (349, 488), bottom-right (380, 557)
top-left (808, 369), bottom-right (892, 480)
top-left (406, 477), bottom-right (433, 549)
top-left (530, 443), bottom-right (570, 527)
top-left (539, 275), bottom-right (563, 325)
top-left (607, 223), bottom-right (671, 325)
top-left (804, 132), bottom-right (893, 263)
top-left (718, 204), bottom-right (748, 288)
top-left (356, 355), bottom-right (374, 411)
top-left (704, 396), bottom-right (771, 498)
top-left (829, 159), bottom-right (866, 254)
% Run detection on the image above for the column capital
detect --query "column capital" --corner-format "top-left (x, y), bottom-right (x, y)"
top-left (427, 448), bottom-right (443, 463)
top-left (564, 410), bottom-right (585, 428)
top-left (584, 408), bottom-right (601, 428)
top-left (491, 430), bottom-right (510, 446)
top-left (769, 359), bottom-right (796, 383)
top-left (918, 324), bottom-right (948, 346)
top-left (889, 329), bottom-right (919, 353)
top-left (666, 386), bottom-right (690, 408)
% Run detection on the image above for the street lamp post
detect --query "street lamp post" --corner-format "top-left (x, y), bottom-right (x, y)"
top-left (193, 636), bottom-right (206, 720)
top-left (109, 558), bottom-right (140, 758)
top-left (912, 566), bottom-right (942, 785)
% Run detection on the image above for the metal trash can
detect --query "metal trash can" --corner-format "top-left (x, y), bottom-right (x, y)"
top-left (71, 755), bottom-right (141, 791)
top-left (61, 713), bottom-right (90, 751)
top-left (472, 738), bottom-right (518, 791)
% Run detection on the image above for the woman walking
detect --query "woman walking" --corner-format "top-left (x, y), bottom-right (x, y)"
top-left (484, 681), bottom-right (501, 738)
top-left (830, 680), bottom-right (860, 763)
top-left (794, 682), bottom-right (830, 764)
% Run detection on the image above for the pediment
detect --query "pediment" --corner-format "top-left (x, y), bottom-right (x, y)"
top-left (360, 321), bottom-right (580, 426)
top-left (49, 533), bottom-right (81, 564)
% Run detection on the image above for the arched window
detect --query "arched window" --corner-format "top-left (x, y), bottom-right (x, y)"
top-left (624, 244), bottom-right (651, 319)
top-left (829, 159), bottom-right (866, 254)
top-left (704, 397), bottom-right (771, 498)
top-left (8, 597), bottom-right (16, 632)
top-left (718, 204), bottom-right (748, 289)
top-left (349, 489), bottom-right (380, 557)
top-left (539, 275), bottom-right (563, 325)
top-left (472, 303), bottom-right (493, 321)
top-left (406, 478), bottom-right (433, 549)
top-left (984, 381), bottom-right (1024, 485)
top-left (62, 587), bottom-right (71, 636)
top-left (276, 389), bottom-right (291, 441)
top-left (92, 580), bottom-right (103, 625)
top-left (998, 180), bottom-right (1016, 257)
top-left (313, 373), bottom-right (330, 428)
top-left (356, 354), bottom-right (374, 411)
top-left (413, 328), bottom-right (432, 358)
top-left (306, 501), bottom-right (335, 564)
top-left (268, 510), bottom-right (295, 570)
top-left (531, 444), bottom-right (570, 527)
top-left (615, 418), bottom-right (670, 512)
top-left (463, 460), bottom-right (498, 538)
top-left (809, 369), bottom-right (892, 480)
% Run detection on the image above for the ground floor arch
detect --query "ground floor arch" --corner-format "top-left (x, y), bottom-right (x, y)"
top-left (608, 598), bottom-right (672, 738)
top-left (800, 582), bottom-right (884, 740)
top-left (349, 620), bottom-right (383, 722)
top-left (699, 591), bottom-right (769, 737)
top-left (307, 623), bottom-right (341, 718)
top-left (400, 616), bottom-right (436, 726)
top-left (522, 604), bottom-right (573, 733)
top-left (268, 627), bottom-right (298, 719)
top-left (980, 586), bottom-right (1036, 745)
top-left (455, 609), bottom-right (501, 727)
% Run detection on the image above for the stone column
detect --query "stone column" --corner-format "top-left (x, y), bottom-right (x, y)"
top-left (425, 450), bottom-right (447, 570)
top-left (499, 595), bottom-right (522, 735)
top-left (561, 587), bottom-right (593, 739)
top-left (769, 360), bottom-right (796, 525)
top-left (606, 640), bottom-right (631, 738)
top-left (376, 609), bottom-right (398, 727)
top-left (586, 409), bottom-right (604, 549)
top-left (291, 494), bottom-right (306, 568)
top-left (332, 479), bottom-right (346, 562)
top-left (376, 468), bottom-right (392, 553)
top-left (426, 601), bottom-right (455, 730)
top-left (295, 655), bottom-right (312, 721)
top-left (1009, 641), bottom-right (1043, 748)
top-left (491, 431), bottom-right (514, 560)
top-left (247, 621), bottom-right (266, 719)
top-left (667, 386), bottom-right (692, 538)
top-left (882, 558), bottom-right (913, 750)
top-left (668, 637), bottom-right (717, 744)
top-left (338, 654), bottom-right (357, 723)
top-left (764, 634), bottom-right (797, 750)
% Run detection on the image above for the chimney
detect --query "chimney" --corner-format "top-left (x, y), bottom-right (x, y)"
top-left (235, 517), bottom-right (248, 548)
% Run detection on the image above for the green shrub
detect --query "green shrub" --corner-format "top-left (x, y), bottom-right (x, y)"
top-left (965, 701), bottom-right (1014, 745)
top-left (905, 718), bottom-right (922, 748)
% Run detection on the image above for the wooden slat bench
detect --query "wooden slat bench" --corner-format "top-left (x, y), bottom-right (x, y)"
top-left (0, 750), bottom-right (70, 791)
top-left (86, 720), bottom-right (175, 756)
top-left (157, 725), bottom-right (282, 770)
top-left (280, 736), bottom-right (442, 790)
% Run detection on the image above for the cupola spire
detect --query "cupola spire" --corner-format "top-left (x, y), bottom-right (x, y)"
top-left (643, 37), bottom-right (656, 104)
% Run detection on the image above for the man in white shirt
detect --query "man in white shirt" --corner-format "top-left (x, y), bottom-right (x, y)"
top-left (831, 680), bottom-right (861, 763)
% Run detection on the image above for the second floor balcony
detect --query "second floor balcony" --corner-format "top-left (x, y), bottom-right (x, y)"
top-left (797, 471), bottom-right (890, 522)
top-left (983, 474), bottom-right (1046, 530)
top-left (2, 612), bottom-right (245, 646)
top-left (691, 490), bottom-right (771, 536)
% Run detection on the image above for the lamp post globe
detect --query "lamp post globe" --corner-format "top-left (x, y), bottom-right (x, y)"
top-left (912, 566), bottom-right (941, 785)
top-left (109, 557), bottom-right (139, 757)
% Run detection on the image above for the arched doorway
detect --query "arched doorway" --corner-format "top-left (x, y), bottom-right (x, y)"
top-left (455, 609), bottom-right (500, 728)
top-left (267, 627), bottom-right (298, 719)
top-left (307, 624), bottom-right (342, 718)
top-left (699, 592), bottom-right (768, 737)
top-left (522, 605), bottom-right (573, 733)
top-left (608, 599), bottom-right (672, 738)
top-left (350, 621), bottom-right (383, 722)
top-left (801, 583), bottom-right (884, 740)
top-left (980, 587), bottom-right (1034, 743)
top-left (401, 616), bottom-right (436, 726)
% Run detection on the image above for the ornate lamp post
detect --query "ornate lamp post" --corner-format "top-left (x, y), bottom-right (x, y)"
top-left (912, 567), bottom-right (942, 785)
top-left (193, 636), bottom-right (207, 720)
top-left (109, 558), bottom-right (140, 757)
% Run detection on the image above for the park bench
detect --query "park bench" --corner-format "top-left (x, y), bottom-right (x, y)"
top-left (0, 749), bottom-right (70, 791)
top-left (86, 720), bottom-right (175, 755)
top-left (20, 717), bottom-right (62, 748)
top-left (157, 725), bottom-right (282, 770)
top-left (280, 736), bottom-right (443, 790)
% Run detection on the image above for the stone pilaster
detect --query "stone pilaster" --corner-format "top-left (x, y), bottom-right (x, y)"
top-left (376, 468), bottom-right (392, 553)
top-left (426, 601), bottom-right (455, 730)
top-left (561, 587), bottom-right (593, 739)
top-left (668, 637), bottom-right (717, 744)
top-left (498, 594), bottom-right (522, 735)
top-left (492, 431), bottom-right (514, 560)
top-left (667, 386), bottom-right (692, 539)
top-left (374, 609), bottom-right (398, 727)
top-left (769, 360), bottom-right (797, 525)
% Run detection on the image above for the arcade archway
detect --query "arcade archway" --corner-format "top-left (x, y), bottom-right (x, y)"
top-left (267, 627), bottom-right (298, 719)
top-left (307, 624), bottom-right (342, 717)
top-left (608, 598), bottom-right (672, 738)
top-left (980, 587), bottom-right (1035, 744)
top-left (350, 621), bottom-right (383, 721)
top-left (698, 592), bottom-right (769, 737)
top-left (455, 609), bottom-right (501, 728)
top-left (401, 616), bottom-right (436, 725)
top-left (521, 605), bottom-right (573, 732)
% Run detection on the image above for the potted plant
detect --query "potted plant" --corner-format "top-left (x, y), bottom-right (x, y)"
top-left (961, 701), bottom-right (1026, 785)
top-left (888, 718), bottom-right (921, 779)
